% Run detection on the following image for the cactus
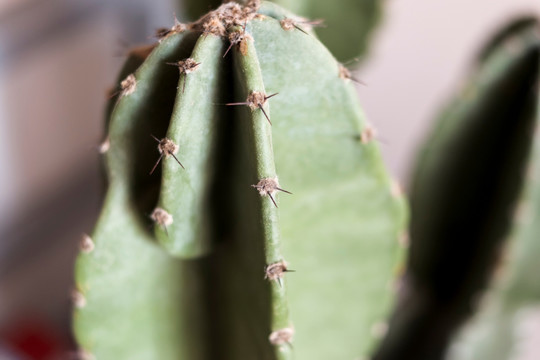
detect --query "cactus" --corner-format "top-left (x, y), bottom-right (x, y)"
top-left (445, 19), bottom-right (540, 360)
top-left (73, 1), bottom-right (406, 359)
top-left (271, 0), bottom-right (381, 61)
top-left (182, 0), bottom-right (382, 61)
top-left (374, 17), bottom-right (540, 360)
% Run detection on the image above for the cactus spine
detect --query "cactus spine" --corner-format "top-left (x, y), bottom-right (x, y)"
top-left (182, 0), bottom-right (382, 62)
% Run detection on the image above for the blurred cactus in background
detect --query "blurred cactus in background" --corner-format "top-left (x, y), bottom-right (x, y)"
top-left (445, 19), bottom-right (540, 360)
top-left (375, 16), bottom-right (540, 360)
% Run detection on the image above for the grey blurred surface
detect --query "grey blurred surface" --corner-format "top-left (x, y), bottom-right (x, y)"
top-left (0, 0), bottom-right (175, 228)
top-left (0, 0), bottom-right (174, 341)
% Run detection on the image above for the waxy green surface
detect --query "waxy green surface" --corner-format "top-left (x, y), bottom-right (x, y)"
top-left (272, 0), bottom-right (381, 61)
top-left (74, 3), bottom-right (405, 359)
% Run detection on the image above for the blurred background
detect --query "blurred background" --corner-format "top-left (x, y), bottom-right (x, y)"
top-left (0, 0), bottom-right (539, 358)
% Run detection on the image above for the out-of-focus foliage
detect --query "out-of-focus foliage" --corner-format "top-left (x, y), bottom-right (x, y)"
top-left (374, 17), bottom-right (540, 360)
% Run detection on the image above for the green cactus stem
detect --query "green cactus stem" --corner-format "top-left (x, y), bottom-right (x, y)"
top-left (271, 0), bottom-right (382, 61)
top-left (74, 1), bottom-right (406, 359)
top-left (445, 19), bottom-right (540, 360)
top-left (374, 17), bottom-right (540, 360)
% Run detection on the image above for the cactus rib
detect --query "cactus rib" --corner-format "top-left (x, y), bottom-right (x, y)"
top-left (155, 33), bottom-right (225, 257)
top-left (233, 34), bottom-right (292, 356)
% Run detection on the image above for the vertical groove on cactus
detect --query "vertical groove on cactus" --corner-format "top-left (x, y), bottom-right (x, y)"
top-left (74, 32), bottom-right (210, 360)
top-left (232, 34), bottom-right (293, 357)
top-left (247, 14), bottom-right (406, 359)
top-left (155, 34), bottom-right (225, 258)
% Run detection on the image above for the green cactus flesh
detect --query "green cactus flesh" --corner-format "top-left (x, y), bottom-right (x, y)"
top-left (270, 0), bottom-right (381, 61)
top-left (74, 2), bottom-right (406, 359)
top-left (445, 20), bottom-right (540, 360)
top-left (374, 18), bottom-right (540, 360)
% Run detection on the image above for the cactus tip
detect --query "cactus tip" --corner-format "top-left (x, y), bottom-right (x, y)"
top-left (155, 14), bottom-right (188, 41)
top-left (338, 64), bottom-right (366, 86)
top-left (226, 91), bottom-right (278, 125)
top-left (360, 123), bottom-right (377, 144)
top-left (224, 29), bottom-right (252, 58)
top-left (252, 177), bottom-right (292, 208)
top-left (202, 13), bottom-right (228, 36)
top-left (71, 289), bottom-right (86, 309)
top-left (151, 207), bottom-right (173, 236)
top-left (98, 137), bottom-right (110, 154)
top-left (280, 18), bottom-right (302, 33)
top-left (265, 260), bottom-right (294, 286)
top-left (280, 17), bottom-right (324, 34)
top-left (269, 327), bottom-right (294, 346)
top-left (193, 1), bottom-right (260, 37)
top-left (168, 58), bottom-right (201, 74)
top-left (166, 58), bottom-right (201, 93)
top-left (150, 135), bottom-right (184, 174)
top-left (79, 233), bottom-right (95, 253)
top-left (120, 74), bottom-right (137, 97)
top-left (151, 207), bottom-right (173, 227)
